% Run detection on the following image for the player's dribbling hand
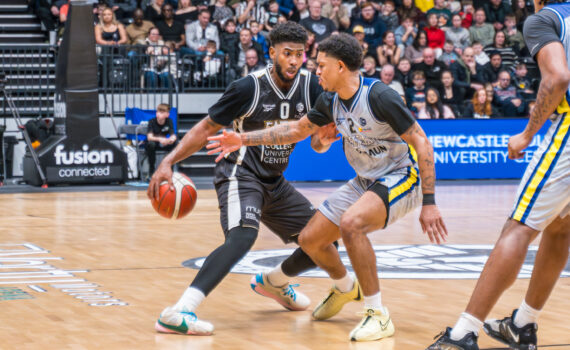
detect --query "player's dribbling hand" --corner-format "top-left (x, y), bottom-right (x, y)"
top-left (147, 162), bottom-right (174, 201)
top-left (316, 122), bottom-right (341, 146)
top-left (419, 205), bottom-right (448, 245)
top-left (508, 132), bottom-right (533, 160)
top-left (206, 129), bottom-right (243, 162)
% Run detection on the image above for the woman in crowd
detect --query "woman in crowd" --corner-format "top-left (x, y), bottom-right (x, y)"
top-left (484, 31), bottom-right (518, 70)
top-left (95, 7), bottom-right (128, 46)
top-left (377, 30), bottom-right (402, 66)
top-left (174, 0), bottom-right (196, 24)
top-left (417, 87), bottom-right (455, 119)
top-left (439, 70), bottom-right (465, 117)
top-left (463, 87), bottom-right (501, 119)
top-left (405, 30), bottom-right (427, 64)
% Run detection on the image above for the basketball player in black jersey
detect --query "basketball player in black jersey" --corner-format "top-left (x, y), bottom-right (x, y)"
top-left (148, 22), bottom-right (337, 335)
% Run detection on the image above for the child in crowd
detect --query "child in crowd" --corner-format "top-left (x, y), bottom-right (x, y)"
top-left (379, 0), bottom-right (399, 32)
top-left (503, 14), bottom-right (526, 53)
top-left (405, 70), bottom-right (427, 116)
top-left (265, 1), bottom-right (280, 32)
top-left (513, 61), bottom-right (536, 100)
top-left (362, 56), bottom-right (380, 79)
top-left (439, 40), bottom-right (459, 66)
top-left (472, 41), bottom-right (490, 66)
top-left (396, 57), bottom-right (413, 89)
top-left (220, 19), bottom-right (239, 55)
top-left (197, 40), bottom-right (222, 84)
top-left (250, 20), bottom-right (269, 59)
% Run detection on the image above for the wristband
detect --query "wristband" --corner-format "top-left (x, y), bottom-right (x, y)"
top-left (422, 193), bottom-right (435, 206)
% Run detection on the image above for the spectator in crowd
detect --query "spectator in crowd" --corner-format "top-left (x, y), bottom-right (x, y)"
top-left (304, 30), bottom-right (318, 59)
top-left (240, 47), bottom-right (265, 76)
top-left (351, 2), bottom-right (386, 53)
top-left (425, 13), bottom-right (445, 56)
top-left (220, 19), bottom-right (239, 55)
top-left (277, 0), bottom-right (295, 18)
top-left (405, 70), bottom-right (427, 116)
top-left (196, 40), bottom-right (223, 84)
top-left (250, 20), bottom-right (268, 59)
top-left (485, 82), bottom-right (495, 106)
top-left (438, 40), bottom-right (459, 66)
top-left (472, 40), bottom-right (489, 65)
top-left (236, 0), bottom-right (266, 30)
top-left (513, 61), bottom-right (536, 101)
top-left (95, 7), bottom-right (128, 46)
top-left (228, 27), bottom-right (264, 76)
top-left (483, 0), bottom-right (511, 31)
top-left (29, 0), bottom-right (59, 37)
top-left (396, 57), bottom-right (413, 89)
top-left (426, 0), bottom-right (452, 27)
top-left (145, 103), bottom-right (178, 178)
top-left (460, 0), bottom-right (474, 28)
top-left (439, 69), bottom-right (465, 117)
top-left (503, 13), bottom-right (525, 54)
top-left (145, 0), bottom-right (164, 23)
top-left (493, 69), bottom-right (526, 117)
top-left (511, 0), bottom-right (529, 31)
top-left (362, 55), bottom-right (380, 79)
top-left (174, 0), bottom-right (196, 24)
top-left (405, 30), bottom-right (427, 64)
top-left (209, 0), bottom-right (234, 28)
top-left (304, 57), bottom-right (317, 73)
top-left (484, 30), bottom-right (518, 70)
top-left (300, 0), bottom-right (337, 42)
top-left (379, 0), bottom-right (399, 32)
top-left (265, 0), bottom-right (280, 32)
top-left (418, 87), bottom-right (455, 119)
top-left (106, 0), bottom-right (137, 20)
top-left (155, 3), bottom-right (186, 51)
top-left (377, 30), bottom-right (401, 66)
top-left (412, 47), bottom-right (447, 90)
top-left (352, 25), bottom-right (369, 57)
top-left (469, 8), bottom-right (494, 47)
top-left (449, 46), bottom-right (484, 99)
top-left (394, 16), bottom-right (417, 49)
top-left (463, 87), bottom-right (500, 118)
top-left (445, 13), bottom-right (470, 53)
top-left (126, 8), bottom-right (155, 45)
top-left (397, 0), bottom-right (425, 25)
top-left (480, 51), bottom-right (503, 85)
top-left (277, 14), bottom-right (287, 24)
top-left (290, 0), bottom-right (309, 22)
top-left (322, 0), bottom-right (350, 31)
top-left (380, 63), bottom-right (405, 100)
top-left (185, 9), bottom-right (220, 56)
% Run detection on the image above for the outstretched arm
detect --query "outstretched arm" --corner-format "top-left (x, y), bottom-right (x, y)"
top-left (310, 122), bottom-right (341, 153)
top-left (207, 115), bottom-right (320, 162)
top-left (508, 42), bottom-right (570, 159)
top-left (400, 122), bottom-right (448, 244)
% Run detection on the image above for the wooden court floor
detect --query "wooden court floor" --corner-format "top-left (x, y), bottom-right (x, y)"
top-left (0, 181), bottom-right (569, 350)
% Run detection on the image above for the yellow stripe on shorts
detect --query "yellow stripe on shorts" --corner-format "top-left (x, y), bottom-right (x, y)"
top-left (388, 166), bottom-right (419, 204)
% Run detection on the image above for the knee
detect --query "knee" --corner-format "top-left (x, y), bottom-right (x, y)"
top-left (298, 230), bottom-right (325, 254)
top-left (339, 214), bottom-right (365, 243)
top-left (226, 226), bottom-right (258, 252)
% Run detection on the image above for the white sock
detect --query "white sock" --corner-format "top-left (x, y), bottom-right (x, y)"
top-left (333, 273), bottom-right (354, 293)
top-left (267, 263), bottom-right (289, 287)
top-left (514, 300), bottom-right (540, 328)
top-left (450, 312), bottom-right (483, 341)
top-left (363, 291), bottom-right (384, 312)
top-left (174, 287), bottom-right (205, 312)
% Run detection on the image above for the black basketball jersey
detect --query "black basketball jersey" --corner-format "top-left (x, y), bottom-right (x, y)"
top-left (209, 68), bottom-right (322, 179)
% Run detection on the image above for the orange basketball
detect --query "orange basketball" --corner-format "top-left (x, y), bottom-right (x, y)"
top-left (151, 172), bottom-right (198, 219)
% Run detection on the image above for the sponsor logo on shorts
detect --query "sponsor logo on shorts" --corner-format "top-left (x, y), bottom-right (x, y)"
top-left (183, 244), bottom-right (570, 279)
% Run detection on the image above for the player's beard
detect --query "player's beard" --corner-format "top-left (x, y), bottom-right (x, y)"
top-left (274, 60), bottom-right (297, 83)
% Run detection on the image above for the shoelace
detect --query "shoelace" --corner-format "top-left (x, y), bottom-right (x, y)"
top-left (281, 284), bottom-right (299, 301)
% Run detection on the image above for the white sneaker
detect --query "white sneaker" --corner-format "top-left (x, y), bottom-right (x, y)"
top-left (250, 272), bottom-right (310, 311)
top-left (349, 307), bottom-right (395, 342)
top-left (155, 306), bottom-right (214, 335)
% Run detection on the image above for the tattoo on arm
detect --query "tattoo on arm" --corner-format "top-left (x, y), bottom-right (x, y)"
top-left (405, 123), bottom-right (436, 194)
top-left (526, 79), bottom-right (557, 135)
top-left (242, 118), bottom-right (319, 146)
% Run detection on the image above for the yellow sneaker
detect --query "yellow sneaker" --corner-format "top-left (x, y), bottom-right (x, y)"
top-left (349, 307), bottom-right (395, 342)
top-left (312, 279), bottom-right (362, 320)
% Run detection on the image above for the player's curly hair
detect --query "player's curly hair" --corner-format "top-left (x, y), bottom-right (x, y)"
top-left (269, 22), bottom-right (308, 46)
top-left (317, 33), bottom-right (363, 72)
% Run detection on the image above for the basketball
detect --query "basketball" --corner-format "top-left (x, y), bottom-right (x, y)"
top-left (151, 172), bottom-right (198, 219)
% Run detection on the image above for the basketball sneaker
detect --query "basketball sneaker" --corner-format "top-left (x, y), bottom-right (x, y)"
top-left (483, 310), bottom-right (537, 350)
top-left (250, 273), bottom-right (310, 311)
top-left (312, 279), bottom-right (361, 320)
top-left (426, 327), bottom-right (479, 350)
top-left (155, 306), bottom-right (214, 335)
top-left (349, 307), bottom-right (395, 342)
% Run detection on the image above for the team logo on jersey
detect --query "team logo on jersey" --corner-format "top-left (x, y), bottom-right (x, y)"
top-left (262, 104), bottom-right (275, 112)
top-left (296, 103), bottom-right (304, 113)
top-left (183, 244), bottom-right (570, 279)
top-left (359, 118), bottom-right (367, 126)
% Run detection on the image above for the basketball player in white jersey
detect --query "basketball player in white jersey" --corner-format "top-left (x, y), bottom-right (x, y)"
top-left (148, 22), bottom-right (336, 335)
top-left (208, 33), bottom-right (448, 342)
top-left (427, 1), bottom-right (570, 349)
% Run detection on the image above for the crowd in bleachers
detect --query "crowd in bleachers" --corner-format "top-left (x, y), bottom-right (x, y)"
top-left (30, 0), bottom-right (540, 118)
